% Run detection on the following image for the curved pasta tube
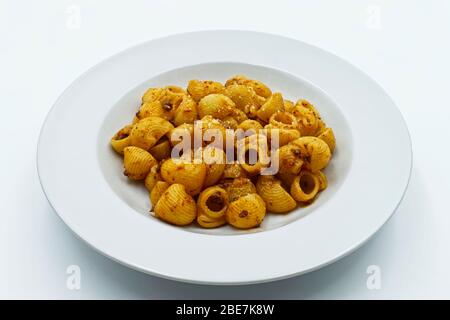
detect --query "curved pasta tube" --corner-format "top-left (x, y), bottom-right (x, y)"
top-left (110, 124), bottom-right (133, 154)
top-left (144, 164), bottom-right (162, 192)
top-left (256, 175), bottom-right (297, 213)
top-left (224, 84), bottom-right (263, 118)
top-left (226, 177), bottom-right (257, 202)
top-left (276, 171), bottom-right (297, 188)
top-left (187, 80), bottom-right (225, 102)
top-left (314, 170), bottom-right (328, 191)
top-left (230, 108), bottom-right (248, 124)
top-left (222, 116), bottom-right (239, 130)
top-left (165, 85), bottom-right (186, 95)
top-left (154, 184), bottom-right (197, 226)
top-left (226, 193), bottom-right (266, 229)
top-left (142, 87), bottom-right (163, 103)
top-left (269, 111), bottom-right (298, 130)
top-left (202, 147), bottom-right (226, 188)
top-left (150, 180), bottom-right (169, 208)
top-left (136, 101), bottom-right (175, 121)
top-left (291, 105), bottom-right (320, 136)
top-left (173, 95), bottom-right (198, 126)
top-left (275, 144), bottom-right (304, 175)
top-left (296, 99), bottom-right (321, 119)
top-left (198, 94), bottom-right (235, 119)
top-left (123, 146), bottom-right (157, 180)
top-left (149, 139), bottom-right (171, 161)
top-left (291, 136), bottom-right (331, 172)
top-left (222, 163), bottom-right (248, 179)
top-left (236, 135), bottom-right (270, 175)
top-left (196, 115), bottom-right (227, 148)
top-left (264, 125), bottom-right (300, 147)
top-left (140, 87), bottom-right (184, 118)
top-left (284, 99), bottom-right (295, 112)
top-left (160, 158), bottom-right (206, 196)
top-left (291, 171), bottom-right (320, 202)
top-left (225, 75), bottom-right (272, 98)
top-left (197, 186), bottom-right (229, 219)
top-left (168, 123), bottom-right (194, 147)
top-left (237, 119), bottom-right (263, 132)
top-left (256, 93), bottom-right (284, 122)
top-left (317, 127), bottom-right (336, 153)
top-left (129, 116), bottom-right (174, 150)
top-left (197, 214), bottom-right (227, 228)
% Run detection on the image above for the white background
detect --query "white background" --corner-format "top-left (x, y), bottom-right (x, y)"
top-left (1, 0), bottom-right (449, 299)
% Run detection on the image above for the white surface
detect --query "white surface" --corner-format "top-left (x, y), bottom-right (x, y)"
top-left (37, 32), bottom-right (411, 284)
top-left (1, 0), bottom-right (449, 298)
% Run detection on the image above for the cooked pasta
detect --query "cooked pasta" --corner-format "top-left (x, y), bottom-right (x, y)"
top-left (226, 177), bottom-right (257, 202)
top-left (187, 80), bottom-right (225, 102)
top-left (149, 139), bottom-right (171, 161)
top-left (225, 75), bottom-right (272, 98)
top-left (160, 157), bottom-right (206, 196)
top-left (144, 164), bottom-right (161, 192)
top-left (150, 180), bottom-right (169, 208)
top-left (226, 193), bottom-right (266, 229)
top-left (290, 171), bottom-right (320, 202)
top-left (316, 127), bottom-right (336, 153)
top-left (256, 175), bottom-right (297, 213)
top-left (110, 124), bottom-right (133, 154)
top-left (123, 146), bottom-right (157, 180)
top-left (110, 75), bottom-right (336, 229)
top-left (198, 94), bottom-right (235, 119)
top-left (154, 184), bottom-right (197, 225)
top-left (129, 116), bottom-right (174, 150)
top-left (290, 136), bottom-right (331, 172)
top-left (197, 186), bottom-right (228, 219)
top-left (257, 93), bottom-right (284, 122)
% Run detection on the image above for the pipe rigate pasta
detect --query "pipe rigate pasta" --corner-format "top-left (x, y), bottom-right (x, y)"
top-left (149, 139), bottom-right (171, 161)
top-left (290, 136), bottom-right (331, 172)
top-left (256, 175), bottom-right (297, 213)
top-left (236, 135), bottom-right (270, 175)
top-left (314, 170), bottom-right (328, 191)
top-left (264, 125), bottom-right (300, 147)
top-left (226, 178), bottom-right (257, 202)
top-left (291, 105), bottom-right (320, 136)
top-left (226, 193), bottom-right (266, 229)
top-left (110, 124), bottom-right (133, 154)
top-left (197, 186), bottom-right (229, 219)
top-left (123, 146), bottom-right (157, 180)
top-left (129, 116), bottom-right (174, 150)
top-left (198, 94), bottom-right (235, 120)
top-left (237, 119), bottom-right (263, 132)
top-left (256, 93), bottom-right (284, 122)
top-left (145, 164), bottom-right (162, 192)
top-left (202, 146), bottom-right (226, 188)
top-left (224, 84), bottom-right (264, 118)
top-left (160, 158), bottom-right (206, 196)
top-left (197, 213), bottom-right (227, 228)
top-left (222, 163), bottom-right (248, 179)
top-left (275, 144), bottom-right (304, 175)
top-left (269, 111), bottom-right (298, 130)
top-left (316, 127), bottom-right (336, 153)
top-left (187, 80), bottom-right (225, 102)
top-left (150, 180), bottom-right (169, 208)
top-left (173, 95), bottom-right (198, 126)
top-left (290, 171), bottom-right (320, 202)
top-left (225, 75), bottom-right (272, 99)
top-left (154, 184), bottom-right (197, 226)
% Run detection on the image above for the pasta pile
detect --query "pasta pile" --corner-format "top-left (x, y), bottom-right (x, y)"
top-left (110, 75), bottom-right (336, 229)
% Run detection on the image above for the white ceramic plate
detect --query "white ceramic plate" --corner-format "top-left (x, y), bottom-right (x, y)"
top-left (37, 30), bottom-right (412, 285)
